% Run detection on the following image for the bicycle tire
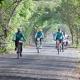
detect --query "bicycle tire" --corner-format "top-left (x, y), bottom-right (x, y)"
top-left (36, 41), bottom-right (40, 53)
top-left (17, 43), bottom-right (21, 59)
top-left (37, 47), bottom-right (40, 53)
top-left (57, 48), bottom-right (59, 54)
top-left (17, 52), bottom-right (19, 59)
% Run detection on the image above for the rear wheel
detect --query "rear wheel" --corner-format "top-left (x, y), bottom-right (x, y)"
top-left (36, 38), bottom-right (40, 53)
top-left (37, 43), bottom-right (40, 53)
top-left (17, 43), bottom-right (22, 59)
top-left (56, 41), bottom-right (59, 54)
top-left (37, 47), bottom-right (40, 53)
top-left (57, 48), bottom-right (59, 54)
top-left (56, 40), bottom-right (61, 54)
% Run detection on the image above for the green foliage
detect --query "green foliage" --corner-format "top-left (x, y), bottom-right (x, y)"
top-left (54, 0), bottom-right (80, 45)
top-left (1, 0), bottom-right (80, 53)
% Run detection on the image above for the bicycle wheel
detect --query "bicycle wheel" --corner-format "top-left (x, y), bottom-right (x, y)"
top-left (60, 43), bottom-right (62, 52)
top-left (57, 45), bottom-right (60, 54)
top-left (57, 48), bottom-right (59, 54)
top-left (62, 42), bottom-right (64, 52)
top-left (56, 40), bottom-right (60, 54)
top-left (17, 43), bottom-right (21, 59)
top-left (19, 44), bottom-right (23, 57)
top-left (37, 47), bottom-right (40, 53)
top-left (36, 40), bottom-right (40, 53)
top-left (17, 48), bottom-right (19, 59)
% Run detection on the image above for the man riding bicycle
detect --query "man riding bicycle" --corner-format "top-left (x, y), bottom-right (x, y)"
top-left (55, 28), bottom-right (64, 52)
top-left (12, 28), bottom-right (25, 57)
top-left (35, 28), bottom-right (44, 48)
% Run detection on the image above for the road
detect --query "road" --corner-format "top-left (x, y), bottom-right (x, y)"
top-left (0, 42), bottom-right (80, 80)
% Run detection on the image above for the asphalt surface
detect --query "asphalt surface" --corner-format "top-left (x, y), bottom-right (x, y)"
top-left (0, 43), bottom-right (80, 80)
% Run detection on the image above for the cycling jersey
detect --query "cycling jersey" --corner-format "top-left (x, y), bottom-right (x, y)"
top-left (56, 32), bottom-right (64, 40)
top-left (13, 32), bottom-right (25, 41)
top-left (35, 31), bottom-right (44, 39)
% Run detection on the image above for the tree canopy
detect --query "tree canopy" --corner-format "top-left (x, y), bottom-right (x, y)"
top-left (0, 0), bottom-right (80, 53)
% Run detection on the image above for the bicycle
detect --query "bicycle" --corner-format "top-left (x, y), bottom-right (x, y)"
top-left (56, 40), bottom-right (63, 54)
top-left (16, 40), bottom-right (23, 59)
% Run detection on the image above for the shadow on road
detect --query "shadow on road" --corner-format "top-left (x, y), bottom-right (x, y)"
top-left (0, 76), bottom-right (60, 80)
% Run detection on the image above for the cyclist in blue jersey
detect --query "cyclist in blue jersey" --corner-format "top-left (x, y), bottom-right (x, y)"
top-left (55, 28), bottom-right (64, 52)
top-left (12, 28), bottom-right (25, 57)
top-left (35, 29), bottom-right (44, 48)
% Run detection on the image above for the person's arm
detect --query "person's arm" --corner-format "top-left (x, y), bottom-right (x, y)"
top-left (41, 32), bottom-right (44, 39)
top-left (35, 32), bottom-right (37, 38)
top-left (55, 32), bottom-right (57, 40)
top-left (21, 33), bottom-right (26, 41)
top-left (62, 33), bottom-right (64, 40)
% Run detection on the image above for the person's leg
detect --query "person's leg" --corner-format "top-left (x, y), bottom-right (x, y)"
top-left (56, 40), bottom-right (59, 49)
top-left (20, 43), bottom-right (23, 57)
top-left (56, 40), bottom-right (57, 48)
top-left (15, 41), bottom-right (18, 50)
top-left (16, 41), bottom-right (19, 58)
top-left (40, 38), bottom-right (42, 48)
top-left (40, 38), bottom-right (42, 45)
top-left (35, 38), bottom-right (37, 47)
top-left (61, 40), bottom-right (64, 51)
top-left (59, 40), bottom-right (62, 52)
top-left (66, 41), bottom-right (68, 46)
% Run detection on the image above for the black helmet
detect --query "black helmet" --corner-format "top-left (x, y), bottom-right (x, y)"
top-left (58, 28), bottom-right (60, 31)
top-left (17, 28), bottom-right (21, 32)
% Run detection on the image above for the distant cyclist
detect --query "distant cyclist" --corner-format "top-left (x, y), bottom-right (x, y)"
top-left (63, 33), bottom-right (69, 47)
top-left (35, 28), bottom-right (44, 48)
top-left (55, 28), bottom-right (64, 51)
top-left (12, 28), bottom-right (25, 57)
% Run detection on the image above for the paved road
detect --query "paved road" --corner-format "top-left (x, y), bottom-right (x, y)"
top-left (0, 43), bottom-right (80, 80)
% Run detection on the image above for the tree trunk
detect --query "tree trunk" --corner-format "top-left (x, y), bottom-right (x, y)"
top-left (68, 24), bottom-right (74, 45)
top-left (76, 28), bottom-right (79, 47)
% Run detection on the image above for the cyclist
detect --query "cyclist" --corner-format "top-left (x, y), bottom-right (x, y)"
top-left (55, 28), bottom-right (64, 52)
top-left (12, 28), bottom-right (25, 57)
top-left (35, 28), bottom-right (44, 48)
top-left (63, 33), bottom-right (69, 47)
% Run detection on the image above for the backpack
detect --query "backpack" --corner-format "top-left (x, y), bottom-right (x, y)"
top-left (56, 32), bottom-right (63, 40)
top-left (15, 32), bottom-right (23, 41)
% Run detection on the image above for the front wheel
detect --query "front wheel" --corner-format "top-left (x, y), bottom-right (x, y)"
top-left (37, 47), bottom-right (40, 53)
